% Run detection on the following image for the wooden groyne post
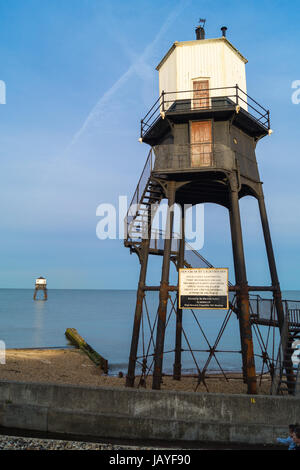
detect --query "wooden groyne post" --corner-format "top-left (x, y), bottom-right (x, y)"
top-left (65, 328), bottom-right (108, 374)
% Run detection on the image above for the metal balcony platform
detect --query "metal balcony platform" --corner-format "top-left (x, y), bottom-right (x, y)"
top-left (141, 86), bottom-right (270, 145)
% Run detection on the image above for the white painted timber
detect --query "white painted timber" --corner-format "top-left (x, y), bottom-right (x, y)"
top-left (157, 37), bottom-right (247, 111)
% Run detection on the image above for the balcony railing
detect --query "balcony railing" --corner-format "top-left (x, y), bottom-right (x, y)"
top-left (141, 85), bottom-right (270, 139)
top-left (153, 143), bottom-right (213, 172)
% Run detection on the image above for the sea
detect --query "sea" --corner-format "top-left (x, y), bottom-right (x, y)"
top-left (0, 289), bottom-right (299, 376)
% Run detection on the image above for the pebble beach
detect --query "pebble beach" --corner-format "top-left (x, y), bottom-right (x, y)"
top-left (0, 434), bottom-right (166, 451)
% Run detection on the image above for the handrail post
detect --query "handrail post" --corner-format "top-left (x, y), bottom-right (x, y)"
top-left (235, 84), bottom-right (239, 105)
top-left (267, 111), bottom-right (270, 130)
top-left (140, 119), bottom-right (143, 139)
top-left (162, 90), bottom-right (165, 112)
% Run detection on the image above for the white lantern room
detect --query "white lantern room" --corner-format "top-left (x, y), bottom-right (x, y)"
top-left (35, 277), bottom-right (47, 286)
top-left (156, 32), bottom-right (248, 112)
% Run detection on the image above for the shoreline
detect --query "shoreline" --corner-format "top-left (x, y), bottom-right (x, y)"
top-left (0, 348), bottom-right (272, 394)
top-left (5, 347), bottom-right (246, 376)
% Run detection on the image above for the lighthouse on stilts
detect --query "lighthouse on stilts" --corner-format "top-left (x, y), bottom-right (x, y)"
top-left (33, 277), bottom-right (48, 301)
top-left (124, 22), bottom-right (287, 395)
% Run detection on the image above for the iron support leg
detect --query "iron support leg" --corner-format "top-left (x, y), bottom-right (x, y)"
top-left (152, 182), bottom-right (176, 390)
top-left (257, 195), bottom-right (284, 329)
top-left (126, 238), bottom-right (150, 387)
top-left (229, 185), bottom-right (257, 395)
top-left (173, 206), bottom-right (185, 380)
top-left (257, 194), bottom-right (294, 393)
top-left (33, 287), bottom-right (47, 300)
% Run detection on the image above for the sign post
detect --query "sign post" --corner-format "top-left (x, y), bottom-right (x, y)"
top-left (179, 268), bottom-right (228, 309)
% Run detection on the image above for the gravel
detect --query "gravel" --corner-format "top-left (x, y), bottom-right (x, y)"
top-left (0, 434), bottom-right (165, 450)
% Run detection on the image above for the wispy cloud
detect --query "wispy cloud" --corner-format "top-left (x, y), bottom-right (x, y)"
top-left (65, 0), bottom-right (190, 153)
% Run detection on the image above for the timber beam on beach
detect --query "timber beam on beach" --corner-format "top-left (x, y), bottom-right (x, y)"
top-left (65, 328), bottom-right (108, 374)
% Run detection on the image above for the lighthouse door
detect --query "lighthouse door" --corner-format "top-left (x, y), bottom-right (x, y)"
top-left (193, 80), bottom-right (209, 109)
top-left (190, 120), bottom-right (212, 167)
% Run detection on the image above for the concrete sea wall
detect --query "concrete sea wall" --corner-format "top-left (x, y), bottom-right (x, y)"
top-left (0, 380), bottom-right (299, 444)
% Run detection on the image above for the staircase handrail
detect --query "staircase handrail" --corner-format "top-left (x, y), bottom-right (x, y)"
top-left (125, 149), bottom-right (154, 237)
top-left (127, 148), bottom-right (153, 214)
top-left (270, 315), bottom-right (290, 395)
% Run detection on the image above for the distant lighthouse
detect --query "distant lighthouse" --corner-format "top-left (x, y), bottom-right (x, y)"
top-left (33, 277), bottom-right (47, 301)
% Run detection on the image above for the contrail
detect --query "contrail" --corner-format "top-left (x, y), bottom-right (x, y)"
top-left (65, 0), bottom-right (190, 153)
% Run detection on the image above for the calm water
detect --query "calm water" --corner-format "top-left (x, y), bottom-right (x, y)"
top-left (0, 289), bottom-right (299, 375)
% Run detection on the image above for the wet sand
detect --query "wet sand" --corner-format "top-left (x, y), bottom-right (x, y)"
top-left (0, 348), bottom-right (272, 394)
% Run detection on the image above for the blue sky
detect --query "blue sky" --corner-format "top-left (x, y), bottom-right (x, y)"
top-left (0, 0), bottom-right (299, 289)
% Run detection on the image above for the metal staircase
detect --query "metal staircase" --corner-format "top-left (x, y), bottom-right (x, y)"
top-left (271, 309), bottom-right (300, 395)
top-left (125, 149), bottom-right (163, 244)
top-left (124, 149), bottom-right (217, 271)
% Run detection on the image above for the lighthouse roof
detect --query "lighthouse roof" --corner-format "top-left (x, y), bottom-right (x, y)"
top-left (156, 37), bottom-right (247, 71)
